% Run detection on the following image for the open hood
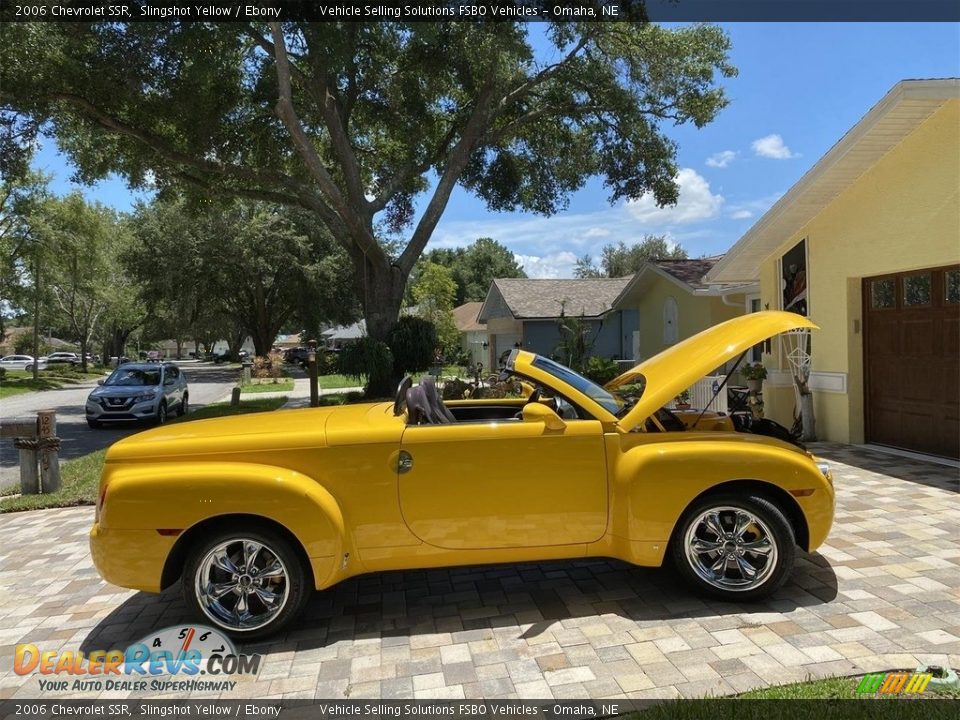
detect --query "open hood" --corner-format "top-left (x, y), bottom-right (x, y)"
top-left (608, 311), bottom-right (818, 431)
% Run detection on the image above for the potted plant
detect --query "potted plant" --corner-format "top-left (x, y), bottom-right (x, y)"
top-left (742, 363), bottom-right (768, 393)
top-left (675, 389), bottom-right (691, 410)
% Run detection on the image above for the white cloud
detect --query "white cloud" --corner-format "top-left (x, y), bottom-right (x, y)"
top-left (583, 227), bottom-right (611, 238)
top-left (751, 134), bottom-right (798, 160)
top-left (514, 251), bottom-right (580, 279)
top-left (706, 150), bottom-right (736, 169)
top-left (625, 168), bottom-right (723, 225)
top-left (729, 210), bottom-right (753, 220)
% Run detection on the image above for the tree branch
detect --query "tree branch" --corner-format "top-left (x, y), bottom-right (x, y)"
top-left (269, 23), bottom-right (387, 269)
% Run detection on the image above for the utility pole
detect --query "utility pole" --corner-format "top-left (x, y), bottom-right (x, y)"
top-left (31, 255), bottom-right (40, 382)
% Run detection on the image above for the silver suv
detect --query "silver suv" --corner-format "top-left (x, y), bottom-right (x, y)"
top-left (86, 363), bottom-right (188, 428)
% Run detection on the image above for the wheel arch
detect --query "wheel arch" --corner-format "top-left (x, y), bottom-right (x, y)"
top-left (671, 479), bottom-right (810, 552)
top-left (161, 513), bottom-right (314, 591)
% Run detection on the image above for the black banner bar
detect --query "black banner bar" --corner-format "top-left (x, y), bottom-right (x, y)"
top-left (1, 0), bottom-right (958, 23)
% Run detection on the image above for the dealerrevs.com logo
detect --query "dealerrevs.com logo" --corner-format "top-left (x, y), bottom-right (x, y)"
top-left (15, 625), bottom-right (262, 693)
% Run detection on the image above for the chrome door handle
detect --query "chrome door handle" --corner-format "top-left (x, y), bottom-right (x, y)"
top-left (397, 451), bottom-right (413, 474)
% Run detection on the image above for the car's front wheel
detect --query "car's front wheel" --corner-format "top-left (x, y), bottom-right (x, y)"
top-left (156, 401), bottom-right (167, 425)
top-left (178, 392), bottom-right (189, 417)
top-left (671, 493), bottom-right (795, 601)
top-left (25, 364), bottom-right (33, 372)
top-left (182, 528), bottom-right (311, 640)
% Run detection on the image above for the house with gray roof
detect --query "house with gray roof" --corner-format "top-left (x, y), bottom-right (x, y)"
top-left (477, 277), bottom-right (638, 368)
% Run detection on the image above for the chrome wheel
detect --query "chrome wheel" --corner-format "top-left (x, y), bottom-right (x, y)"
top-left (195, 538), bottom-right (291, 632)
top-left (683, 506), bottom-right (778, 592)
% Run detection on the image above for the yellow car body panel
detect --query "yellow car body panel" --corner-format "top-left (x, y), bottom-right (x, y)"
top-left (90, 311), bottom-right (834, 599)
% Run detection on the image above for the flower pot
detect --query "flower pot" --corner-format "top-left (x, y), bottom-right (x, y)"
top-left (676, 402), bottom-right (691, 410)
top-left (746, 378), bottom-right (763, 393)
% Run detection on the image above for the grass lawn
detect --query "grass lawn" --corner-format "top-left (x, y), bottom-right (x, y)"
top-left (0, 396), bottom-right (288, 513)
top-left (629, 675), bottom-right (960, 720)
top-left (0, 368), bottom-right (106, 399)
top-left (319, 373), bottom-right (364, 389)
top-left (240, 378), bottom-right (295, 393)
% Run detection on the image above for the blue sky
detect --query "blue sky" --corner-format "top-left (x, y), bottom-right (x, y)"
top-left (33, 22), bottom-right (960, 278)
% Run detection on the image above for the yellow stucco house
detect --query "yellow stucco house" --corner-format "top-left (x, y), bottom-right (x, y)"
top-left (706, 79), bottom-right (960, 459)
top-left (615, 257), bottom-right (756, 363)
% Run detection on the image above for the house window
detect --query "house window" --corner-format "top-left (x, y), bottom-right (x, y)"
top-left (663, 297), bottom-right (678, 345)
top-left (947, 270), bottom-right (960, 304)
top-left (780, 239), bottom-right (808, 316)
top-left (870, 278), bottom-right (895, 309)
top-left (903, 273), bottom-right (931, 306)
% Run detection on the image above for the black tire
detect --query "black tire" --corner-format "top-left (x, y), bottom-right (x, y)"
top-left (86, 419), bottom-right (101, 429)
top-left (156, 401), bottom-right (167, 425)
top-left (181, 526), bottom-right (312, 641)
top-left (25, 364), bottom-right (34, 372)
top-left (178, 393), bottom-right (189, 417)
top-left (670, 492), bottom-right (796, 602)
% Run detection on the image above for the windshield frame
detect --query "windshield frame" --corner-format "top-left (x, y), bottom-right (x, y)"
top-left (529, 355), bottom-right (623, 416)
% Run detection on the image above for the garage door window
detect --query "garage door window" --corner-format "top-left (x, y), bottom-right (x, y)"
top-left (946, 270), bottom-right (959, 304)
top-left (903, 273), bottom-right (931, 306)
top-left (870, 278), bottom-right (895, 309)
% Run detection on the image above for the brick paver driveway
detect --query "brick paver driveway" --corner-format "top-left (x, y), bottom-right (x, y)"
top-left (0, 443), bottom-right (957, 701)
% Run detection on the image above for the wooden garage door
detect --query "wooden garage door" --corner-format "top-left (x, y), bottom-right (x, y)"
top-left (863, 265), bottom-right (960, 459)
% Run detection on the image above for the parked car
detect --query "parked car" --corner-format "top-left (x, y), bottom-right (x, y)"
top-left (46, 351), bottom-right (82, 366)
top-left (85, 362), bottom-right (188, 428)
top-left (0, 354), bottom-right (48, 372)
top-left (90, 312), bottom-right (834, 640)
top-left (283, 347), bottom-right (311, 365)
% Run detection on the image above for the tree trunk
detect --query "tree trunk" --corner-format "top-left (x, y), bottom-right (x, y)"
top-left (359, 262), bottom-right (407, 398)
top-left (794, 377), bottom-right (817, 442)
top-left (79, 337), bottom-right (88, 374)
top-left (250, 328), bottom-right (274, 358)
top-left (31, 257), bottom-right (40, 381)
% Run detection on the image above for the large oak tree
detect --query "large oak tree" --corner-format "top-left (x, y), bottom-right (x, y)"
top-left (1, 20), bottom-right (734, 392)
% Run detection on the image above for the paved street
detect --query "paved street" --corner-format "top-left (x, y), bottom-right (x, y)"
top-left (0, 364), bottom-right (238, 488)
top-left (0, 443), bottom-right (957, 701)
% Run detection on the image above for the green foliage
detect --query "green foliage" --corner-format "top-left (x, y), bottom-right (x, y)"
top-left (12, 335), bottom-right (51, 356)
top-left (411, 262), bottom-right (460, 359)
top-left (421, 238), bottom-right (526, 304)
top-left (0, 21), bottom-right (735, 355)
top-left (583, 356), bottom-right (620, 385)
top-left (316, 351), bottom-right (339, 376)
top-left (574, 236), bottom-right (688, 278)
top-left (554, 312), bottom-right (596, 373)
top-left (742, 362), bottom-right (768, 381)
top-left (338, 338), bottom-right (394, 397)
top-left (387, 316), bottom-right (438, 376)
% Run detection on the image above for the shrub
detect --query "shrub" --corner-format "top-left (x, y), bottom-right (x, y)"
top-left (252, 351), bottom-right (285, 380)
top-left (386, 316), bottom-right (437, 376)
top-left (338, 338), bottom-right (394, 397)
top-left (13, 335), bottom-right (54, 356)
top-left (742, 363), bottom-right (768, 381)
top-left (0, 367), bottom-right (5, 382)
top-left (317, 351), bottom-right (339, 376)
top-left (583, 356), bottom-right (619, 385)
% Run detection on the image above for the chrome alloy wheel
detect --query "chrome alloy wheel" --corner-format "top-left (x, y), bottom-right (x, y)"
top-left (683, 506), bottom-right (778, 591)
top-left (195, 539), bottom-right (291, 631)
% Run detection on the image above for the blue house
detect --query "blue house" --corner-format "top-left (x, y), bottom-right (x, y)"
top-left (477, 277), bottom-right (639, 369)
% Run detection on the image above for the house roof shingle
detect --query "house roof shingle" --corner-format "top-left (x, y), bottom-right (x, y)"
top-left (490, 277), bottom-right (632, 319)
top-left (652, 257), bottom-right (722, 290)
top-left (452, 302), bottom-right (486, 332)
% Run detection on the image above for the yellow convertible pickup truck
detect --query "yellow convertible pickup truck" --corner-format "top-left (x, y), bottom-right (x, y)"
top-left (90, 311), bottom-right (834, 639)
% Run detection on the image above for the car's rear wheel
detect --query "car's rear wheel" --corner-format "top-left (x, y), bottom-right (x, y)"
top-left (671, 493), bottom-right (795, 601)
top-left (25, 364), bottom-right (34, 372)
top-left (178, 393), bottom-right (189, 417)
top-left (182, 528), bottom-right (311, 640)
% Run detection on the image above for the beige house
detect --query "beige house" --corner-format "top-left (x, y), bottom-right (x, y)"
top-left (452, 302), bottom-right (487, 368)
top-left (706, 79), bottom-right (960, 459)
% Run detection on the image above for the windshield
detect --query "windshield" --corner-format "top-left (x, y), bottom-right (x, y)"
top-left (531, 356), bottom-right (623, 415)
top-left (104, 367), bottom-right (162, 387)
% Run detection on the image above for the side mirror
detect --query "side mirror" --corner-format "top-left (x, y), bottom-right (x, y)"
top-left (522, 402), bottom-right (566, 431)
top-left (96, 379), bottom-right (104, 386)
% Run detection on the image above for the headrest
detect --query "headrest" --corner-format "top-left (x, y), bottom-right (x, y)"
top-left (420, 375), bottom-right (455, 424)
top-left (405, 385), bottom-right (431, 425)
